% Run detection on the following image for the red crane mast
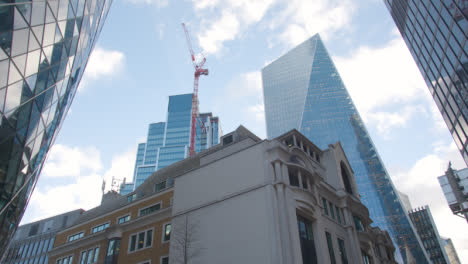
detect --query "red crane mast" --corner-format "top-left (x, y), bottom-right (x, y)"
top-left (182, 23), bottom-right (209, 156)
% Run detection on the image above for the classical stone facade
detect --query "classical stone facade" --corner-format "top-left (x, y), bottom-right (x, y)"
top-left (170, 127), bottom-right (397, 264)
top-left (48, 126), bottom-right (397, 264)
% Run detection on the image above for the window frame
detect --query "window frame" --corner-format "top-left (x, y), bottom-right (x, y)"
top-left (162, 222), bottom-right (171, 243)
top-left (67, 231), bottom-right (84, 242)
top-left (128, 228), bottom-right (155, 254)
top-left (56, 255), bottom-right (74, 264)
top-left (160, 256), bottom-right (169, 264)
top-left (80, 245), bottom-right (100, 264)
top-left (91, 221), bottom-right (110, 234)
top-left (138, 202), bottom-right (162, 217)
top-left (117, 214), bottom-right (131, 224)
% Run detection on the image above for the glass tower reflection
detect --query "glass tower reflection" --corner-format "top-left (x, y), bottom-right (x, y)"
top-left (0, 0), bottom-right (112, 255)
top-left (262, 34), bottom-right (430, 263)
top-left (121, 93), bottom-right (221, 194)
top-left (384, 0), bottom-right (468, 165)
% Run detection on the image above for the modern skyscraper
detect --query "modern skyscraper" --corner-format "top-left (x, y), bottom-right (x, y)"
top-left (408, 206), bottom-right (450, 264)
top-left (441, 237), bottom-right (462, 264)
top-left (0, 0), bottom-right (112, 255)
top-left (262, 34), bottom-right (429, 263)
top-left (384, 0), bottom-right (468, 165)
top-left (120, 93), bottom-right (220, 194)
top-left (438, 164), bottom-right (468, 222)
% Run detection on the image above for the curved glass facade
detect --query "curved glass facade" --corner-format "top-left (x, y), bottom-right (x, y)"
top-left (0, 0), bottom-right (112, 254)
top-left (385, 0), bottom-right (468, 165)
top-left (262, 35), bottom-right (430, 263)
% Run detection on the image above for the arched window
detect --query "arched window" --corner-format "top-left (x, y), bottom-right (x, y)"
top-left (340, 162), bottom-right (353, 195)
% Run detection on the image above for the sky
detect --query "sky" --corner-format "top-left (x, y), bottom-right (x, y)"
top-left (20, 0), bottom-right (468, 261)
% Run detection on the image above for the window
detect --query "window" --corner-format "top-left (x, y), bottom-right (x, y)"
top-left (161, 256), bottom-right (169, 264)
top-left (362, 250), bottom-right (371, 264)
top-left (68, 232), bottom-right (84, 242)
top-left (80, 251), bottom-right (87, 264)
top-left (127, 193), bottom-right (137, 203)
top-left (301, 174), bottom-right (308, 189)
top-left (139, 203), bottom-right (161, 216)
top-left (129, 229), bottom-right (153, 253)
top-left (340, 162), bottom-right (353, 195)
top-left (335, 206), bottom-right (342, 224)
top-left (57, 255), bottom-right (73, 264)
top-left (288, 168), bottom-right (299, 187)
top-left (325, 232), bottom-right (336, 264)
top-left (297, 216), bottom-right (317, 264)
top-left (155, 181), bottom-right (166, 192)
top-left (329, 202), bottom-right (335, 220)
top-left (353, 216), bottom-right (364, 231)
top-left (29, 223), bottom-right (39, 236)
top-left (105, 239), bottom-right (120, 264)
top-left (163, 223), bottom-right (171, 242)
top-left (337, 238), bottom-right (348, 264)
top-left (92, 223), bottom-right (110, 234)
top-left (118, 215), bottom-right (130, 224)
top-left (322, 198), bottom-right (329, 216)
top-left (223, 135), bottom-right (233, 145)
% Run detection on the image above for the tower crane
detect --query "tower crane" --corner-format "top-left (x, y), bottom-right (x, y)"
top-left (182, 23), bottom-right (209, 156)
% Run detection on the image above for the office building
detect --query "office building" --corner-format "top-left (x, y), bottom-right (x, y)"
top-left (50, 126), bottom-right (397, 264)
top-left (384, 0), bottom-right (468, 165)
top-left (438, 164), bottom-right (468, 222)
top-left (408, 206), bottom-right (450, 264)
top-left (0, 0), bottom-right (112, 254)
top-left (262, 34), bottom-right (429, 263)
top-left (441, 237), bottom-right (461, 264)
top-left (398, 190), bottom-right (413, 213)
top-left (1, 209), bottom-right (83, 264)
top-left (120, 94), bottom-right (220, 194)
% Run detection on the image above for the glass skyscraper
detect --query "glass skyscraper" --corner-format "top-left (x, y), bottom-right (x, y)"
top-left (262, 34), bottom-right (429, 263)
top-left (0, 0), bottom-right (112, 255)
top-left (384, 0), bottom-right (468, 165)
top-left (120, 93), bottom-right (220, 194)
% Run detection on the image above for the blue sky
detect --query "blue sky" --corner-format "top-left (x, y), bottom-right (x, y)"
top-left (21, 0), bottom-right (467, 260)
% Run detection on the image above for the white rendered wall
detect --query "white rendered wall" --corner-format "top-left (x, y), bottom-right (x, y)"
top-left (172, 142), bottom-right (268, 215)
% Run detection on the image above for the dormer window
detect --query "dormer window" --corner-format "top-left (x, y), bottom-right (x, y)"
top-left (155, 181), bottom-right (166, 192)
top-left (127, 193), bottom-right (137, 203)
top-left (223, 135), bottom-right (233, 145)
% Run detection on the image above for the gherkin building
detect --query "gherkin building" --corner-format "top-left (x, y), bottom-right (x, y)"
top-left (0, 0), bottom-right (112, 254)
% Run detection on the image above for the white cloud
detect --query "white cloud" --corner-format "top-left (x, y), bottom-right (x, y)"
top-left (391, 141), bottom-right (468, 261)
top-left (80, 47), bottom-right (125, 91)
top-left (21, 144), bottom-right (136, 224)
top-left (125, 0), bottom-right (167, 6)
top-left (194, 0), bottom-right (275, 55)
top-left (42, 144), bottom-right (102, 178)
top-left (366, 105), bottom-right (427, 138)
top-left (103, 148), bottom-right (138, 185)
top-left (227, 71), bottom-right (262, 98)
top-left (85, 47), bottom-right (125, 79)
top-left (272, 0), bottom-right (355, 47)
top-left (334, 37), bottom-right (428, 120)
top-left (213, 71), bottom-right (266, 138)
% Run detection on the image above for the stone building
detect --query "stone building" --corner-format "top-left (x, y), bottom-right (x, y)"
top-left (48, 126), bottom-right (397, 264)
